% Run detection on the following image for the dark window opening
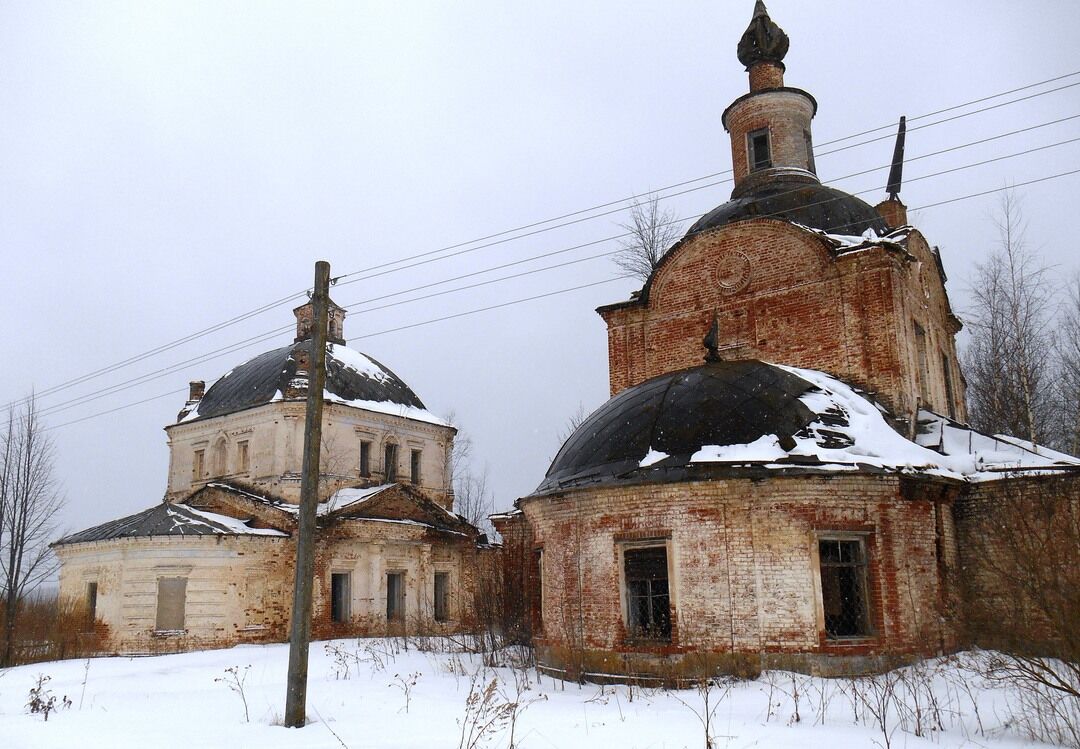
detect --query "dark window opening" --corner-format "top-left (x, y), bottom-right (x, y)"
top-left (748, 128), bottom-right (772, 171)
top-left (819, 538), bottom-right (871, 638)
top-left (624, 546), bottom-right (671, 640)
top-left (331, 572), bottom-right (351, 623)
top-left (914, 322), bottom-right (930, 403)
top-left (941, 352), bottom-right (957, 419)
top-left (434, 572), bottom-right (449, 622)
top-left (384, 443), bottom-right (398, 482)
top-left (85, 582), bottom-right (98, 631)
top-left (359, 441), bottom-right (371, 478)
top-left (387, 572), bottom-right (405, 621)
top-left (410, 449), bottom-right (422, 484)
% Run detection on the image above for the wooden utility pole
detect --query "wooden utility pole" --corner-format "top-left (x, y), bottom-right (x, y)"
top-left (284, 260), bottom-right (331, 728)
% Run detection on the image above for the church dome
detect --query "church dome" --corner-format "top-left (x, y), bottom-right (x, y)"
top-left (183, 341), bottom-right (426, 422)
top-left (537, 360), bottom-right (821, 494)
top-left (686, 179), bottom-right (889, 238)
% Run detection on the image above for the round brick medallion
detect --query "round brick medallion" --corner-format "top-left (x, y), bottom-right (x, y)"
top-left (716, 251), bottom-right (752, 294)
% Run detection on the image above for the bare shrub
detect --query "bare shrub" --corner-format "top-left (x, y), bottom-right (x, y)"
top-left (457, 669), bottom-right (515, 749)
top-left (215, 665), bottom-right (251, 723)
top-left (26, 673), bottom-right (70, 721)
top-left (668, 665), bottom-right (735, 749)
top-left (389, 671), bottom-right (421, 714)
top-left (959, 475), bottom-right (1080, 746)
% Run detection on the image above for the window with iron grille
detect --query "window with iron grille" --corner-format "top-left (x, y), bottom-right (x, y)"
top-left (434, 572), bottom-right (449, 622)
top-left (331, 572), bottom-right (351, 623)
top-left (623, 546), bottom-right (671, 640)
top-left (818, 537), bottom-right (872, 638)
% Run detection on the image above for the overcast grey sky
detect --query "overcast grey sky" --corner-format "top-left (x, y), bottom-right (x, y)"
top-left (2, 1), bottom-right (1078, 536)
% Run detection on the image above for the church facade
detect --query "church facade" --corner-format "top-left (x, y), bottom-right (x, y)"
top-left (53, 301), bottom-right (488, 654)
top-left (494, 3), bottom-right (1080, 681)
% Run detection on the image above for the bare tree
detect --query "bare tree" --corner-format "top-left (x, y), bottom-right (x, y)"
top-left (612, 194), bottom-right (684, 283)
top-left (455, 466), bottom-right (494, 538)
top-left (963, 191), bottom-right (1057, 445)
top-left (556, 402), bottom-right (588, 448)
top-left (960, 475), bottom-right (1080, 747)
top-left (1056, 273), bottom-right (1080, 455)
top-left (1, 396), bottom-right (65, 666)
top-left (444, 413), bottom-right (495, 537)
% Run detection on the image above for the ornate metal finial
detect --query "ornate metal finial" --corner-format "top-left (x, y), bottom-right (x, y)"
top-left (737, 1), bottom-right (790, 69)
top-left (886, 116), bottom-right (907, 200)
top-left (703, 311), bottom-right (722, 363)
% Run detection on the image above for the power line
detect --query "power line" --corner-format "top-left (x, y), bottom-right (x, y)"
top-left (34, 133), bottom-right (1080, 419)
top-left (37, 164), bottom-right (1080, 428)
top-left (814, 70), bottom-right (1080, 147)
top-left (335, 81), bottom-right (1080, 287)
top-left (9, 74), bottom-right (1080, 413)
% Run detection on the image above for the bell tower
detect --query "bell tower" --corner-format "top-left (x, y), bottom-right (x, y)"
top-left (722, 2), bottom-right (819, 198)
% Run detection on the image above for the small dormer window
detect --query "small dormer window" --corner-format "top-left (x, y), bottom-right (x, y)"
top-left (748, 128), bottom-right (772, 171)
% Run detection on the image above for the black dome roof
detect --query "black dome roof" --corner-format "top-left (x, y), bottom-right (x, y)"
top-left (186, 342), bottom-right (426, 422)
top-left (686, 179), bottom-right (889, 237)
top-left (537, 360), bottom-right (821, 494)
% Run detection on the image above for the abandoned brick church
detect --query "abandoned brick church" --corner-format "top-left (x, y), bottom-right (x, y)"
top-left (494, 3), bottom-right (1080, 680)
top-left (53, 3), bottom-right (1079, 674)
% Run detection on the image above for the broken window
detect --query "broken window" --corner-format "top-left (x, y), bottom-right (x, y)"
top-left (192, 449), bottom-right (205, 481)
top-left (331, 572), bottom-right (351, 623)
top-left (434, 572), bottom-right (449, 622)
top-left (748, 128), bottom-right (772, 171)
top-left (155, 577), bottom-right (187, 632)
top-left (85, 581), bottom-right (98, 631)
top-left (410, 449), bottom-right (422, 484)
top-left (386, 572), bottom-right (405, 621)
top-left (359, 440), bottom-right (371, 478)
top-left (384, 443), bottom-right (398, 483)
top-left (623, 546), bottom-right (671, 640)
top-left (818, 537), bottom-right (872, 638)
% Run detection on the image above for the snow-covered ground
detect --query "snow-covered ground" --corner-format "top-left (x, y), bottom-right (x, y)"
top-left (0, 639), bottom-right (1062, 748)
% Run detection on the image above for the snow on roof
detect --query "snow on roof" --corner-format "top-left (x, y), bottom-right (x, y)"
top-left (55, 502), bottom-right (287, 545)
top-left (327, 343), bottom-right (393, 384)
top-left (182, 507), bottom-right (288, 536)
top-left (683, 364), bottom-right (1080, 481)
top-left (792, 223), bottom-right (910, 251)
top-left (321, 391), bottom-right (451, 426)
top-left (325, 484), bottom-right (396, 514)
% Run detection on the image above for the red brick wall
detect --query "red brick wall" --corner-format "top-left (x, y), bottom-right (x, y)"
top-left (954, 474), bottom-right (1080, 653)
top-left (518, 474), bottom-right (961, 678)
top-left (600, 220), bottom-right (966, 423)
